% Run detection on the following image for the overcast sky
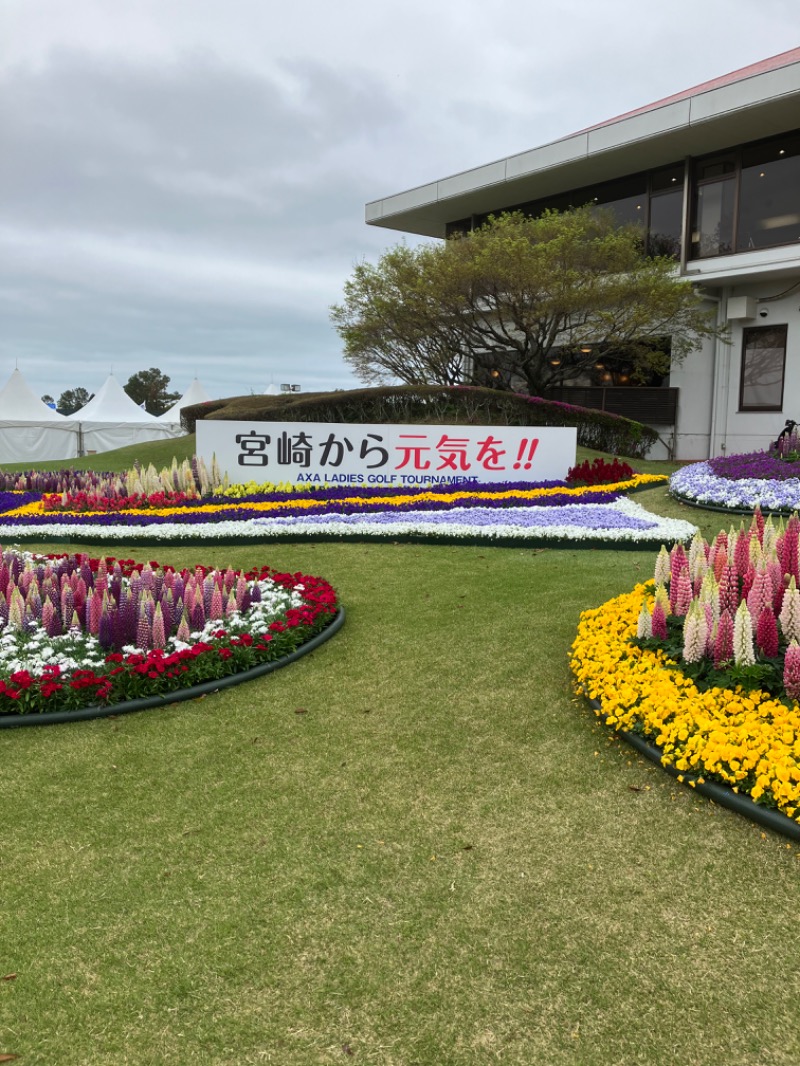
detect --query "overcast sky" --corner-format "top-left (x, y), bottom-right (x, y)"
top-left (2, 1), bottom-right (798, 403)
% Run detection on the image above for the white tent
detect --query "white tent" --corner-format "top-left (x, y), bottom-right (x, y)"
top-left (75, 375), bottom-right (183, 454)
top-left (159, 378), bottom-right (211, 426)
top-left (0, 369), bottom-right (80, 463)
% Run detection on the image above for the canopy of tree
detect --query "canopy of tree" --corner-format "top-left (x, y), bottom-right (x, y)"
top-left (56, 387), bottom-right (93, 415)
top-left (331, 207), bottom-right (727, 396)
top-left (123, 368), bottom-right (180, 416)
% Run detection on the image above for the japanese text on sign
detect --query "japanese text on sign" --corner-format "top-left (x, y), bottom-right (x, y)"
top-left (199, 421), bottom-right (577, 486)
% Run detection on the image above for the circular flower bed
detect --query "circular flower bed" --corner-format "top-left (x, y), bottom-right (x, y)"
top-left (571, 515), bottom-right (800, 835)
top-left (0, 547), bottom-right (341, 725)
top-left (670, 452), bottom-right (800, 512)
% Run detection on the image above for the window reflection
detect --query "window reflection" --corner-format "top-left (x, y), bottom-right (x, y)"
top-left (737, 133), bottom-right (800, 250)
top-left (692, 179), bottom-right (735, 257)
top-left (739, 325), bottom-right (787, 411)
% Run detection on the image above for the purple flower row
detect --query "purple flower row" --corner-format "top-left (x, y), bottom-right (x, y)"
top-left (708, 451), bottom-right (800, 482)
top-left (273, 504), bottom-right (657, 531)
top-left (0, 487), bottom-right (620, 528)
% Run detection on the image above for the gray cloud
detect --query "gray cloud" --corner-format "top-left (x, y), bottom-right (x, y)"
top-left (1, 0), bottom-right (797, 402)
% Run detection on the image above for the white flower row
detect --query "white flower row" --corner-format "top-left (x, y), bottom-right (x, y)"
top-left (0, 499), bottom-right (697, 545)
top-left (670, 462), bottom-right (800, 510)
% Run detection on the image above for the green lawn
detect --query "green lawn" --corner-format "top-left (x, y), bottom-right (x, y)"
top-left (1, 444), bottom-right (798, 1065)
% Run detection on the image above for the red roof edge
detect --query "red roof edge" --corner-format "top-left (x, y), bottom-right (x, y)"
top-left (571, 46), bottom-right (800, 137)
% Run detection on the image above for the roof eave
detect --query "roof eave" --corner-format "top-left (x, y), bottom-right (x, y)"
top-left (367, 59), bottom-right (800, 239)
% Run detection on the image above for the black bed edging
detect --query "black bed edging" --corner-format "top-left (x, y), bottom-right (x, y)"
top-left (0, 533), bottom-right (690, 550)
top-left (587, 697), bottom-right (800, 841)
top-left (0, 607), bottom-right (345, 729)
top-left (669, 489), bottom-right (793, 517)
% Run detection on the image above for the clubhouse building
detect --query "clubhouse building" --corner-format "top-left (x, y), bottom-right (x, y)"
top-left (366, 48), bottom-right (800, 460)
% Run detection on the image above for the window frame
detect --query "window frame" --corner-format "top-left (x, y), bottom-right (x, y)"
top-left (738, 324), bottom-right (788, 413)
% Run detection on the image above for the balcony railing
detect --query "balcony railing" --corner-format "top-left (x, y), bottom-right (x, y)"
top-left (544, 386), bottom-right (678, 426)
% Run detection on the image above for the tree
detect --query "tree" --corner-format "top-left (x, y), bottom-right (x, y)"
top-left (123, 368), bottom-right (180, 416)
top-left (331, 244), bottom-right (469, 387)
top-left (40, 394), bottom-right (55, 406)
top-left (331, 207), bottom-right (728, 396)
top-left (57, 387), bottom-right (93, 415)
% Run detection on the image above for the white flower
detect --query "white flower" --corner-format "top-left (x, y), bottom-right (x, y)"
top-left (733, 601), bottom-right (755, 667)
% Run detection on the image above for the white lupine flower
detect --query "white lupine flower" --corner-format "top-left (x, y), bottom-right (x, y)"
top-left (687, 532), bottom-right (707, 574)
top-left (699, 571), bottom-right (720, 628)
top-left (682, 600), bottom-right (708, 663)
top-left (763, 520), bottom-right (777, 555)
top-left (654, 546), bottom-right (671, 586)
top-left (779, 576), bottom-right (800, 643)
top-left (637, 601), bottom-right (652, 639)
top-left (733, 601), bottom-right (756, 667)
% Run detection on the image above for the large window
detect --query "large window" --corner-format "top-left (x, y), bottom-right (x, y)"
top-left (738, 132), bottom-right (800, 251)
top-left (454, 164), bottom-right (684, 258)
top-left (739, 325), bottom-right (788, 411)
top-left (691, 130), bottom-right (800, 258)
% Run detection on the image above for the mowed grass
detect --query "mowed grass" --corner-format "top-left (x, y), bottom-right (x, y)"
top-left (1, 445), bottom-right (799, 1065)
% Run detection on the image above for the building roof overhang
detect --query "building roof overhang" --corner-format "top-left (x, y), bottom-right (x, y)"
top-left (366, 48), bottom-right (800, 239)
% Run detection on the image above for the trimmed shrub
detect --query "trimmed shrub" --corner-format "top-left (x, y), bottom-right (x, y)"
top-left (183, 385), bottom-right (658, 459)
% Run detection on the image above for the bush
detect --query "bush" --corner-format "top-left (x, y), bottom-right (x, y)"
top-left (183, 386), bottom-right (658, 459)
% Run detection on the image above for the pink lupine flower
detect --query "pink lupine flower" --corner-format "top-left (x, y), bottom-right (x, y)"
top-left (784, 640), bottom-right (800, 702)
top-left (235, 576), bottom-right (248, 611)
top-left (671, 567), bottom-right (693, 617)
top-left (747, 566), bottom-right (772, 620)
top-left (734, 529), bottom-right (752, 577)
top-left (136, 607), bottom-right (152, 651)
top-left (742, 565), bottom-right (756, 604)
top-left (713, 610), bottom-right (734, 669)
top-left (703, 602), bottom-right (715, 655)
top-left (210, 584), bottom-right (224, 620)
top-left (780, 517), bottom-right (800, 581)
top-left (651, 599), bottom-right (668, 640)
top-left (713, 547), bottom-right (728, 582)
top-left (756, 606), bottom-right (779, 658)
top-left (176, 611), bottom-right (192, 643)
top-left (670, 543), bottom-right (687, 585)
top-left (151, 603), bottom-right (166, 650)
top-left (767, 558), bottom-right (784, 612)
top-left (751, 505), bottom-right (765, 545)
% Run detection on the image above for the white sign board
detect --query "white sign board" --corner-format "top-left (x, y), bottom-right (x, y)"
top-left (197, 421), bottom-right (577, 486)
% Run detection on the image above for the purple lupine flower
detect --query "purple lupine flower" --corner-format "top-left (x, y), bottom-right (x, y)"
top-left (151, 603), bottom-right (166, 650)
top-left (98, 608), bottom-right (116, 650)
top-left (136, 606), bottom-right (152, 651)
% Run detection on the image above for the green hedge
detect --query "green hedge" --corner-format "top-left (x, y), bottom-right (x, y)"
top-left (183, 386), bottom-right (658, 458)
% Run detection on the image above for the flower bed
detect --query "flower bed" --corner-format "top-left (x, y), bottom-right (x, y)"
top-left (570, 516), bottom-right (800, 833)
top-left (670, 453), bottom-right (800, 512)
top-left (0, 547), bottom-right (340, 723)
top-left (0, 474), bottom-right (697, 547)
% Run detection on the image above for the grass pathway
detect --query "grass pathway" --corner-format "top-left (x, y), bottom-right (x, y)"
top-left (1, 466), bottom-right (799, 1064)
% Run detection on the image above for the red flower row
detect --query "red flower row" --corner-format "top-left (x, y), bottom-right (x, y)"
top-left (41, 490), bottom-right (198, 513)
top-left (0, 553), bottom-right (339, 716)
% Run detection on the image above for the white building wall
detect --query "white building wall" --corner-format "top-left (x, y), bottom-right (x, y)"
top-left (668, 283), bottom-right (800, 460)
top-left (669, 327), bottom-right (717, 461)
top-left (713, 282), bottom-right (800, 458)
